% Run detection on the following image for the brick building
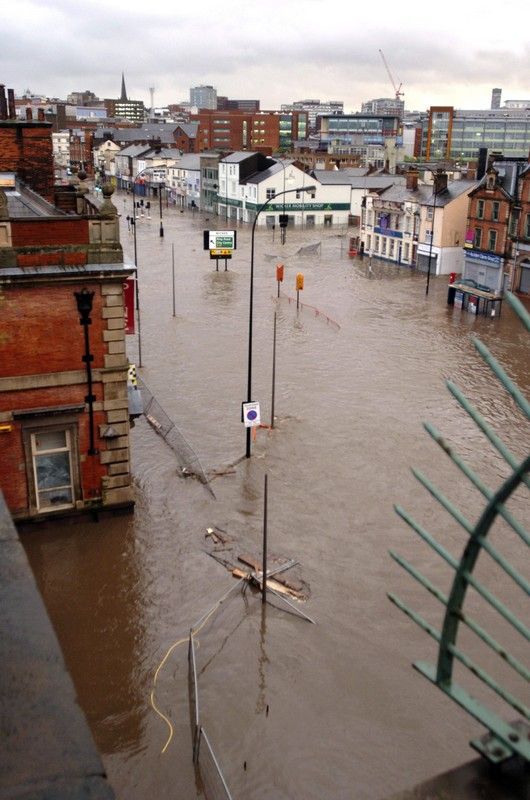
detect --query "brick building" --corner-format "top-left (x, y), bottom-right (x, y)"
top-left (191, 109), bottom-right (308, 153)
top-left (512, 163), bottom-right (530, 294)
top-left (173, 123), bottom-right (199, 153)
top-left (462, 159), bottom-right (523, 294)
top-left (0, 86), bottom-right (135, 522)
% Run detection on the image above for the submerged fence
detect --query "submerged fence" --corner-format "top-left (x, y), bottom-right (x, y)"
top-left (188, 580), bottom-right (244, 800)
top-left (137, 377), bottom-right (215, 497)
top-left (277, 293), bottom-right (341, 330)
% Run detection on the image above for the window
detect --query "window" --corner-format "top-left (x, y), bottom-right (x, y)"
top-left (525, 213), bottom-right (530, 239)
top-left (488, 229), bottom-right (497, 251)
top-left (366, 234), bottom-right (371, 251)
top-left (404, 242), bottom-right (410, 261)
top-left (474, 228), bottom-right (482, 248)
top-left (492, 201), bottom-right (500, 221)
top-left (374, 235), bottom-right (379, 252)
top-left (381, 238), bottom-right (387, 255)
top-left (389, 239), bottom-right (395, 258)
top-left (477, 199), bottom-right (485, 219)
top-left (266, 188), bottom-right (276, 200)
top-left (31, 428), bottom-right (75, 512)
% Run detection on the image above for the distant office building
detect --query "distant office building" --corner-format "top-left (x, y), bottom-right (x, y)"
top-left (491, 88), bottom-right (502, 109)
top-left (67, 90), bottom-right (100, 106)
top-left (104, 74), bottom-right (144, 123)
top-left (217, 97), bottom-right (260, 112)
top-left (503, 99), bottom-right (530, 109)
top-left (190, 85), bottom-right (217, 110)
top-left (319, 113), bottom-right (401, 143)
top-left (318, 114), bottom-right (403, 169)
top-left (281, 99), bottom-right (343, 133)
top-left (191, 109), bottom-right (308, 152)
top-left (362, 97), bottom-right (405, 120)
top-left (422, 106), bottom-right (530, 160)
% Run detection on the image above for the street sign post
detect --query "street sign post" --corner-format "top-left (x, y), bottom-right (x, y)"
top-left (203, 230), bottom-right (237, 270)
top-left (242, 401), bottom-right (261, 428)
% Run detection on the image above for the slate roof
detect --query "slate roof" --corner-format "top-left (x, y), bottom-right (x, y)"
top-left (175, 122), bottom-right (199, 138)
top-left (93, 124), bottom-right (179, 145)
top-left (313, 171), bottom-right (404, 190)
top-left (244, 160), bottom-right (295, 185)
top-left (116, 144), bottom-right (152, 158)
top-left (171, 154), bottom-right (200, 170)
top-left (380, 179), bottom-right (476, 207)
top-left (221, 151), bottom-right (256, 163)
top-left (5, 184), bottom-right (65, 218)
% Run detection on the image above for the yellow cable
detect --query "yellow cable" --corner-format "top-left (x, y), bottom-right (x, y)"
top-left (150, 590), bottom-right (239, 753)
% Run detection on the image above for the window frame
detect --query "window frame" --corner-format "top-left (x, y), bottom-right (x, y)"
top-left (488, 229), bottom-right (497, 251)
top-left (20, 415), bottom-right (81, 516)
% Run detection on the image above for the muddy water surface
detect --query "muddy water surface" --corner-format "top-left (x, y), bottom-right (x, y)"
top-left (22, 197), bottom-right (530, 800)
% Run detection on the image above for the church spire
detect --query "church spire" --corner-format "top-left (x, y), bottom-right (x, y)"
top-left (120, 72), bottom-right (127, 101)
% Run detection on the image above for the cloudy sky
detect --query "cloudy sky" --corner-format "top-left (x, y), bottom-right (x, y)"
top-left (3, 0), bottom-right (529, 112)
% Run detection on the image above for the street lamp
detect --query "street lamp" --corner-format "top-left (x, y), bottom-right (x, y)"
top-left (74, 288), bottom-right (98, 456)
top-left (245, 184), bottom-right (316, 458)
top-left (131, 165), bottom-right (164, 367)
top-left (158, 181), bottom-right (165, 238)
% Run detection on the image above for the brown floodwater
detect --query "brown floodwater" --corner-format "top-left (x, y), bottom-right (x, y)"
top-left (22, 195), bottom-right (530, 800)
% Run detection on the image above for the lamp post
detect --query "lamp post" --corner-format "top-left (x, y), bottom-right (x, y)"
top-left (245, 184), bottom-right (316, 458)
top-left (131, 165), bottom-right (162, 367)
top-left (158, 181), bottom-right (164, 238)
top-left (74, 288), bottom-right (98, 456)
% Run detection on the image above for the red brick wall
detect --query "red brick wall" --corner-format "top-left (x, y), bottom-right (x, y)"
top-left (467, 190), bottom-right (510, 255)
top-left (11, 218), bottom-right (89, 248)
top-left (0, 398), bottom-right (108, 514)
top-left (0, 122), bottom-right (54, 201)
top-left (0, 306), bottom-right (113, 513)
top-left (0, 282), bottom-right (106, 378)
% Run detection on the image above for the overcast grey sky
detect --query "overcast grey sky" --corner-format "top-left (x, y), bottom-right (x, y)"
top-left (3, 0), bottom-right (529, 112)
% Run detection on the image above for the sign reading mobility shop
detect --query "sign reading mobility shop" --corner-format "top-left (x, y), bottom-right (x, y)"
top-left (256, 201), bottom-right (350, 211)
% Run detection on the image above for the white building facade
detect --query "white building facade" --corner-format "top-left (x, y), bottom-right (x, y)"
top-left (218, 154), bottom-right (351, 228)
top-left (168, 155), bottom-right (201, 208)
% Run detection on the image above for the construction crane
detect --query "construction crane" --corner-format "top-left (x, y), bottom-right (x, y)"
top-left (378, 49), bottom-right (404, 100)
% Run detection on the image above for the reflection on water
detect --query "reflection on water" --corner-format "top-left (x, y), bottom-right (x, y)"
top-left (21, 200), bottom-right (530, 800)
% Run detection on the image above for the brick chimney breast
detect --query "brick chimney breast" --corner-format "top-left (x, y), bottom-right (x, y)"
top-left (433, 167), bottom-right (448, 195)
top-left (406, 168), bottom-right (419, 191)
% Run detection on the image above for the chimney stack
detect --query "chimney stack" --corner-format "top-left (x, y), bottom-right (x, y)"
top-left (7, 88), bottom-right (16, 119)
top-left (433, 168), bottom-right (448, 195)
top-left (0, 85), bottom-right (7, 120)
top-left (406, 168), bottom-right (419, 191)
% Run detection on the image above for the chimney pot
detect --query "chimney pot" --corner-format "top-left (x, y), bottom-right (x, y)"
top-left (0, 85), bottom-right (7, 120)
top-left (7, 88), bottom-right (16, 119)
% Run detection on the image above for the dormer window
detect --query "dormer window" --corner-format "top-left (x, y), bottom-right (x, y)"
top-left (486, 173), bottom-right (496, 190)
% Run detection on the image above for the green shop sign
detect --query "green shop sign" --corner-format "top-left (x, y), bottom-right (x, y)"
top-left (242, 200), bottom-right (350, 211)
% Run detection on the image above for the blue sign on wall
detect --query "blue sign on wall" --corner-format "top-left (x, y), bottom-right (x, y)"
top-left (465, 250), bottom-right (502, 266)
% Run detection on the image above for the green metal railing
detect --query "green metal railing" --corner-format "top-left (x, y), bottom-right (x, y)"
top-left (389, 292), bottom-right (530, 764)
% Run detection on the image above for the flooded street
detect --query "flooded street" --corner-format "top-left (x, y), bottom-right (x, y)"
top-left (22, 194), bottom-right (530, 800)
